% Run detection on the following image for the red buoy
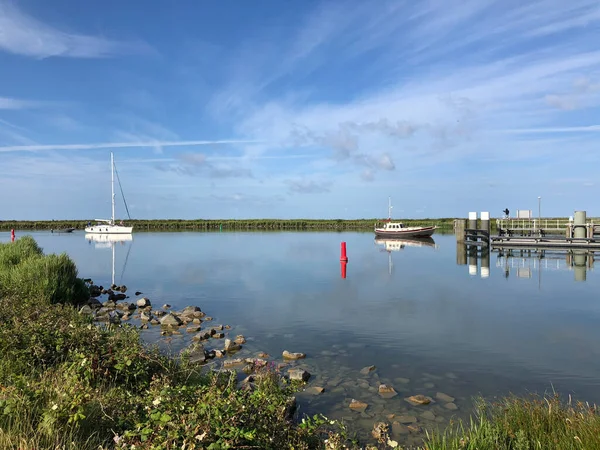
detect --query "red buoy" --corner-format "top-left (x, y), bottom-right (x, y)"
top-left (340, 261), bottom-right (347, 279)
top-left (10, 229), bottom-right (15, 242)
top-left (340, 241), bottom-right (348, 262)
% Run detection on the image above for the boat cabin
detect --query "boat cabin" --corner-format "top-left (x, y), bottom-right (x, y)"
top-left (381, 222), bottom-right (406, 230)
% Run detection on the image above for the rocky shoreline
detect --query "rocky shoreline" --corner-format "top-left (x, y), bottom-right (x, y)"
top-left (78, 280), bottom-right (464, 448)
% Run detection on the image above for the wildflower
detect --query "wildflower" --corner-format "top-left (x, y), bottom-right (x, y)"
top-left (152, 397), bottom-right (161, 406)
top-left (51, 404), bottom-right (58, 410)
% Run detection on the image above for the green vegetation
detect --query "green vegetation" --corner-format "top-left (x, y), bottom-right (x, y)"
top-left (0, 217), bottom-right (458, 232)
top-left (424, 393), bottom-right (600, 450)
top-left (0, 237), bottom-right (353, 449)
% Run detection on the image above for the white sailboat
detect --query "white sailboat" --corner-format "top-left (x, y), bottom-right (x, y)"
top-left (85, 152), bottom-right (133, 234)
top-left (85, 233), bottom-right (133, 286)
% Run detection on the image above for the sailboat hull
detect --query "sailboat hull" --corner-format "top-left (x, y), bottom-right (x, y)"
top-left (85, 225), bottom-right (133, 234)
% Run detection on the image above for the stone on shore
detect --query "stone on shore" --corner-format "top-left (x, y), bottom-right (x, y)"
top-left (360, 365), bottom-right (376, 375)
top-left (235, 335), bottom-right (246, 344)
top-left (160, 313), bottom-right (183, 326)
top-left (288, 368), bottom-right (311, 382)
top-left (137, 297), bottom-right (151, 308)
top-left (187, 344), bottom-right (207, 364)
top-left (186, 325), bottom-right (201, 333)
top-left (224, 339), bottom-right (241, 352)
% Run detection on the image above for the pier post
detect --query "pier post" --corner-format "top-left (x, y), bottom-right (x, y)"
top-left (480, 212), bottom-right (490, 241)
top-left (574, 211), bottom-right (587, 239)
top-left (468, 212), bottom-right (477, 234)
top-left (454, 219), bottom-right (466, 243)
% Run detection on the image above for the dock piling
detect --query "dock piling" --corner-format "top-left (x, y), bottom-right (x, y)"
top-left (574, 211), bottom-right (587, 239)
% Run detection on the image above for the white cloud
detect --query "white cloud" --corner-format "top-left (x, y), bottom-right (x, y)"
top-left (0, 96), bottom-right (43, 109)
top-left (0, 1), bottom-right (151, 58)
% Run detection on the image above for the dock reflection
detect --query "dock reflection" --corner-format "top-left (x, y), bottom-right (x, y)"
top-left (456, 242), bottom-right (490, 278)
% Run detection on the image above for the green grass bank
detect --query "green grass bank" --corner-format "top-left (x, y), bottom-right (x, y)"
top-left (1, 236), bottom-right (599, 449)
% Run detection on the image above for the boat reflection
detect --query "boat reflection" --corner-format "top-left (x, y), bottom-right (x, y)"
top-left (375, 236), bottom-right (437, 252)
top-left (85, 233), bottom-right (133, 286)
top-left (375, 237), bottom-right (438, 275)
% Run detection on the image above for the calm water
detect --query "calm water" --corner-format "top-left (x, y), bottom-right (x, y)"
top-left (4, 230), bottom-right (600, 445)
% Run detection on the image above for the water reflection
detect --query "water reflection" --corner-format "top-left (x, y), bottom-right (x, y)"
top-left (375, 237), bottom-right (438, 274)
top-left (455, 243), bottom-right (490, 278)
top-left (493, 248), bottom-right (595, 283)
top-left (85, 233), bottom-right (133, 286)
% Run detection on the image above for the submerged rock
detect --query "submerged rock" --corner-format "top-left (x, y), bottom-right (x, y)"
top-left (187, 344), bottom-right (207, 364)
top-left (397, 415), bottom-right (417, 424)
top-left (378, 384), bottom-right (398, 399)
top-left (349, 399), bottom-right (368, 413)
top-left (421, 411), bottom-right (436, 421)
top-left (186, 325), bottom-right (201, 333)
top-left (392, 421), bottom-right (409, 436)
top-left (405, 395), bottom-right (433, 406)
top-left (305, 386), bottom-right (324, 395)
top-left (436, 392), bottom-right (455, 403)
top-left (360, 365), bottom-right (376, 375)
top-left (282, 350), bottom-right (306, 360)
top-left (135, 291), bottom-right (143, 296)
top-left (162, 304), bottom-right (171, 310)
top-left (444, 402), bottom-right (458, 410)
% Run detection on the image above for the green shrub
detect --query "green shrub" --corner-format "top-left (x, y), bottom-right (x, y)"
top-left (0, 235), bottom-right (43, 269)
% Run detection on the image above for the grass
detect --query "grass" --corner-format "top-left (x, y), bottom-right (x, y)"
top-left (0, 217), bottom-right (458, 232)
top-left (423, 393), bottom-right (600, 450)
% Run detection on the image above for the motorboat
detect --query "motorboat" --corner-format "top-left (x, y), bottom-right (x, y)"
top-left (374, 197), bottom-right (436, 238)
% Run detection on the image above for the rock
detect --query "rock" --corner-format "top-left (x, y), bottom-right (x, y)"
top-left (211, 324), bottom-right (224, 331)
top-left (258, 352), bottom-right (269, 358)
top-left (135, 291), bottom-right (143, 296)
top-left (140, 311), bottom-right (152, 321)
top-left (154, 310), bottom-right (166, 317)
top-left (160, 313), bottom-right (183, 327)
top-left (371, 422), bottom-right (389, 441)
top-left (193, 318), bottom-right (201, 325)
top-left (140, 323), bottom-right (149, 329)
top-left (408, 424), bottom-right (421, 433)
top-left (424, 382), bottom-right (435, 389)
top-left (88, 297), bottom-right (102, 308)
top-left (119, 285), bottom-right (127, 293)
top-left (103, 299), bottom-right (117, 308)
top-left (305, 386), bottom-right (324, 395)
top-left (224, 339), bottom-right (241, 352)
top-left (224, 324), bottom-right (231, 329)
top-left (204, 316), bottom-right (213, 321)
top-left (150, 319), bottom-right (160, 325)
top-left (405, 395), bottom-right (433, 406)
top-left (234, 335), bottom-right (246, 345)
top-left (360, 365), bottom-right (376, 375)
top-left (116, 302), bottom-right (134, 311)
top-left (282, 350), bottom-right (306, 360)
top-left (78, 305), bottom-right (93, 315)
top-left (186, 325), bottom-right (201, 333)
top-left (188, 344), bottom-right (206, 364)
top-left (378, 384), bottom-right (398, 399)
top-left (436, 392), bottom-right (455, 403)
top-left (349, 399), bottom-right (368, 413)
top-left (395, 377), bottom-right (410, 384)
top-left (215, 350), bottom-right (224, 358)
top-left (392, 421), bottom-right (409, 436)
top-left (137, 297), bottom-right (151, 308)
top-left (110, 284), bottom-right (118, 290)
top-left (122, 314), bottom-right (131, 321)
top-left (444, 402), bottom-right (458, 410)
top-left (223, 358), bottom-right (245, 368)
top-left (212, 332), bottom-right (225, 339)
top-left (193, 311), bottom-right (205, 318)
top-left (421, 411), bottom-right (436, 421)
top-left (183, 305), bottom-right (201, 314)
top-left (109, 293), bottom-right (126, 301)
top-left (288, 368), bottom-right (311, 382)
top-left (162, 304), bottom-right (171, 310)
top-left (397, 415), bottom-right (417, 424)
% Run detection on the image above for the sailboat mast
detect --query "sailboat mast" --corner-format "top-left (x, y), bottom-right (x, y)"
top-left (388, 196), bottom-right (392, 221)
top-left (111, 152), bottom-right (115, 225)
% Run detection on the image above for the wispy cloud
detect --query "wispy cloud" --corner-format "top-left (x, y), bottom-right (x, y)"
top-left (156, 152), bottom-right (254, 179)
top-left (286, 178), bottom-right (331, 194)
top-left (0, 96), bottom-right (44, 109)
top-left (0, 1), bottom-right (152, 58)
top-left (0, 139), bottom-right (261, 153)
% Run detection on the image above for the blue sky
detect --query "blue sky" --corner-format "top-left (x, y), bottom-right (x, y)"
top-left (1, 0), bottom-right (600, 220)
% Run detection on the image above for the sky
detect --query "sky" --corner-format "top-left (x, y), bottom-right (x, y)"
top-left (1, 0), bottom-right (600, 220)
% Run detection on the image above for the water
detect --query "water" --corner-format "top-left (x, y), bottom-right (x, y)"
top-left (4, 230), bottom-right (600, 445)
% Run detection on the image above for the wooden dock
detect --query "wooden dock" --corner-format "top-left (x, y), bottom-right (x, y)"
top-left (490, 236), bottom-right (600, 250)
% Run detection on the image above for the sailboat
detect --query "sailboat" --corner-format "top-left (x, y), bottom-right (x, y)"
top-left (85, 152), bottom-right (133, 234)
top-left (85, 233), bottom-right (133, 286)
